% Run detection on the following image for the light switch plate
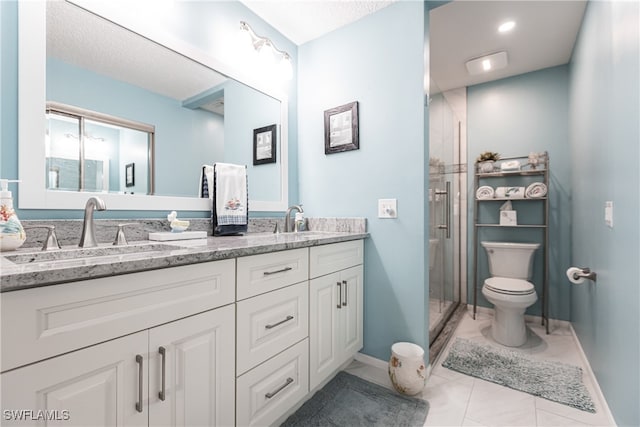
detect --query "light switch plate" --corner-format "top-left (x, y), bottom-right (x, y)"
top-left (378, 199), bottom-right (397, 218)
top-left (605, 201), bottom-right (613, 228)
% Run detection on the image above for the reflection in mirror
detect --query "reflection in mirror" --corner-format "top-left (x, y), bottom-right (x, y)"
top-left (17, 0), bottom-right (289, 212)
top-left (45, 102), bottom-right (154, 194)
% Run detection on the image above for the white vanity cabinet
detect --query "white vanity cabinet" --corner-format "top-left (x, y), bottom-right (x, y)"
top-left (0, 260), bottom-right (236, 427)
top-left (235, 249), bottom-right (310, 427)
top-left (1, 331), bottom-right (148, 426)
top-left (309, 240), bottom-right (364, 390)
top-left (0, 237), bottom-right (366, 426)
top-left (1, 307), bottom-right (235, 427)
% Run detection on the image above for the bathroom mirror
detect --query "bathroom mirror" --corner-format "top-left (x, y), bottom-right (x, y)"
top-left (18, 0), bottom-right (288, 212)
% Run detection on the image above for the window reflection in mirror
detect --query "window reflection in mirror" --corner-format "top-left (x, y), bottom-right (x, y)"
top-left (45, 103), bottom-right (154, 194)
top-left (45, 0), bottom-right (282, 201)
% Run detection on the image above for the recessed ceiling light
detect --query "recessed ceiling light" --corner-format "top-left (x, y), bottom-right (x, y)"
top-left (498, 21), bottom-right (516, 33)
top-left (466, 51), bottom-right (508, 75)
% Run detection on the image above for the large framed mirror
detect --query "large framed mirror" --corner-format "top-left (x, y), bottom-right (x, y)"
top-left (18, 0), bottom-right (288, 212)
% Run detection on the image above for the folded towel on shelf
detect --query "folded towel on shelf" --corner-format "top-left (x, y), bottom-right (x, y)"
top-left (476, 186), bottom-right (495, 199)
top-left (496, 186), bottom-right (525, 199)
top-left (199, 165), bottom-right (214, 198)
top-left (526, 182), bottom-right (548, 198)
top-left (212, 163), bottom-right (248, 236)
top-left (500, 160), bottom-right (521, 171)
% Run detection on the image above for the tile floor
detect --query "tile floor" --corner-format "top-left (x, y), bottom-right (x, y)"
top-left (346, 308), bottom-right (615, 427)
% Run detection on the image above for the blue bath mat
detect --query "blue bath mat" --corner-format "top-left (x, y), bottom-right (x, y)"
top-left (281, 371), bottom-right (429, 426)
top-left (442, 338), bottom-right (596, 413)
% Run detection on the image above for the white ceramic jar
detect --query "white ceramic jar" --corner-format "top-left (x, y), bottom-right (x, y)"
top-left (388, 342), bottom-right (426, 395)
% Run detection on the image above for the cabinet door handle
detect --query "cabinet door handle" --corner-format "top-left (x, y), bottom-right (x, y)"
top-left (342, 280), bottom-right (348, 307)
top-left (265, 377), bottom-right (294, 399)
top-left (337, 282), bottom-right (342, 309)
top-left (158, 346), bottom-right (166, 401)
top-left (263, 266), bottom-right (293, 276)
top-left (265, 315), bottom-right (294, 329)
top-left (136, 354), bottom-right (143, 413)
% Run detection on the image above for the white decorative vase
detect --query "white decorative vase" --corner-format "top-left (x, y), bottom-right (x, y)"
top-left (479, 160), bottom-right (495, 173)
top-left (388, 342), bottom-right (426, 395)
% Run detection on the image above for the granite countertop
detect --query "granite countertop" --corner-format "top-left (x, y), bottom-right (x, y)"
top-left (0, 231), bottom-right (368, 293)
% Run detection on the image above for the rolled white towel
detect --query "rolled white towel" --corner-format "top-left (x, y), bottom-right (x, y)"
top-left (476, 186), bottom-right (495, 199)
top-left (496, 186), bottom-right (525, 199)
top-left (526, 182), bottom-right (548, 198)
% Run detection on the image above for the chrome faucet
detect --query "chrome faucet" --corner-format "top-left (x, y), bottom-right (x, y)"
top-left (79, 197), bottom-right (106, 247)
top-left (283, 204), bottom-right (303, 233)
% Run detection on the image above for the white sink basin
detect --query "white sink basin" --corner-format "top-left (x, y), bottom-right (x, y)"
top-left (4, 243), bottom-right (180, 265)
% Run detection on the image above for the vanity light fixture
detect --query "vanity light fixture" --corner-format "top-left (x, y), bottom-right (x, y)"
top-left (465, 51), bottom-right (508, 76)
top-left (240, 21), bottom-right (292, 80)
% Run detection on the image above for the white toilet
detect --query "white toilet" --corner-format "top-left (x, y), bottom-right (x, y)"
top-left (481, 241), bottom-right (540, 347)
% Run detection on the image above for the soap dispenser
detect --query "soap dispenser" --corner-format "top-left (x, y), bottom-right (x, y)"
top-left (0, 179), bottom-right (26, 251)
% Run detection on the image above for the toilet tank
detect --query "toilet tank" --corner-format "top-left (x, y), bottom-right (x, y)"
top-left (481, 241), bottom-right (540, 280)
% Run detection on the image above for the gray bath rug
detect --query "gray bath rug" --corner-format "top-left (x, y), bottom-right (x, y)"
top-left (442, 338), bottom-right (596, 413)
top-left (281, 371), bottom-right (429, 426)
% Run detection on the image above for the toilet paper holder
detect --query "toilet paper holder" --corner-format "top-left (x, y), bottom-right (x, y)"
top-left (572, 267), bottom-right (597, 282)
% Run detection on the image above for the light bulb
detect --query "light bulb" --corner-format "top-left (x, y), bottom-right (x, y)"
top-left (498, 21), bottom-right (516, 33)
top-left (258, 41), bottom-right (275, 66)
top-left (280, 56), bottom-right (293, 80)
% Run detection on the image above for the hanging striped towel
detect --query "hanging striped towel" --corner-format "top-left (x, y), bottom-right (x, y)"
top-left (212, 163), bottom-right (248, 236)
top-left (476, 186), bottom-right (495, 199)
top-left (525, 182), bottom-right (548, 198)
top-left (199, 165), bottom-right (214, 198)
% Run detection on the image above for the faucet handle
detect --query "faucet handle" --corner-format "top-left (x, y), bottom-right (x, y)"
top-left (113, 223), bottom-right (135, 246)
top-left (23, 225), bottom-right (61, 251)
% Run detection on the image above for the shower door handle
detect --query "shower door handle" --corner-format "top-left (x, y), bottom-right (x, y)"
top-left (435, 181), bottom-right (451, 238)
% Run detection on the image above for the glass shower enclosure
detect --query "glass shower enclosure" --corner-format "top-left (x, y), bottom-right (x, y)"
top-left (428, 83), bottom-right (466, 346)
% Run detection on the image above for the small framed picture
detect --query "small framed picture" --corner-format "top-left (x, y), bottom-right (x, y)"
top-left (125, 163), bottom-right (135, 187)
top-left (253, 124), bottom-right (277, 165)
top-left (324, 101), bottom-right (359, 154)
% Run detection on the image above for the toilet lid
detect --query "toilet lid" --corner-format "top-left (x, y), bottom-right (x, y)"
top-left (485, 277), bottom-right (535, 295)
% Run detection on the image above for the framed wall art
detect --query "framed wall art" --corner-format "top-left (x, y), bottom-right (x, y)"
top-left (253, 124), bottom-right (277, 165)
top-left (125, 163), bottom-right (135, 187)
top-left (324, 101), bottom-right (359, 154)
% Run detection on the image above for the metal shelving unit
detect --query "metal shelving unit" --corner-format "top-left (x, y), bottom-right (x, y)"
top-left (472, 152), bottom-right (550, 334)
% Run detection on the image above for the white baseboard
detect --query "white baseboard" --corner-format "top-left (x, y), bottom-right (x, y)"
top-left (354, 351), bottom-right (387, 370)
top-left (569, 324), bottom-right (617, 426)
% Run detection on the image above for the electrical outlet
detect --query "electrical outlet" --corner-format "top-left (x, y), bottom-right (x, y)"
top-left (378, 199), bottom-right (397, 218)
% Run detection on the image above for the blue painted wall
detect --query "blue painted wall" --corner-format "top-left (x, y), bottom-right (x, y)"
top-left (1, 0), bottom-right (298, 219)
top-left (47, 58), bottom-right (224, 198)
top-left (467, 66), bottom-right (572, 321)
top-left (298, 2), bottom-right (427, 361)
top-left (568, 1), bottom-right (640, 425)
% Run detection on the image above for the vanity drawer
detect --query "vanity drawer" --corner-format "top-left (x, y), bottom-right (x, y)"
top-left (237, 248), bottom-right (308, 300)
top-left (236, 338), bottom-right (309, 427)
top-left (309, 240), bottom-right (364, 279)
top-left (1, 259), bottom-right (235, 373)
top-left (237, 282), bottom-right (309, 375)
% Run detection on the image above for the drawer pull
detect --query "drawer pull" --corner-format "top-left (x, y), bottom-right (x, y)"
top-left (136, 354), bottom-right (143, 413)
top-left (337, 282), bottom-right (342, 309)
top-left (158, 346), bottom-right (166, 401)
top-left (265, 315), bottom-right (294, 329)
top-left (265, 377), bottom-right (294, 399)
top-left (263, 266), bottom-right (293, 276)
top-left (342, 280), bottom-right (348, 307)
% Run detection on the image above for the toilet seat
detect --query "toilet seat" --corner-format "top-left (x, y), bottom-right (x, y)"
top-left (484, 277), bottom-right (535, 295)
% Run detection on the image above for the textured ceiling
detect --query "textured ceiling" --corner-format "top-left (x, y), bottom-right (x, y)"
top-left (239, 0), bottom-right (397, 45)
top-left (47, 0), bottom-right (228, 112)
